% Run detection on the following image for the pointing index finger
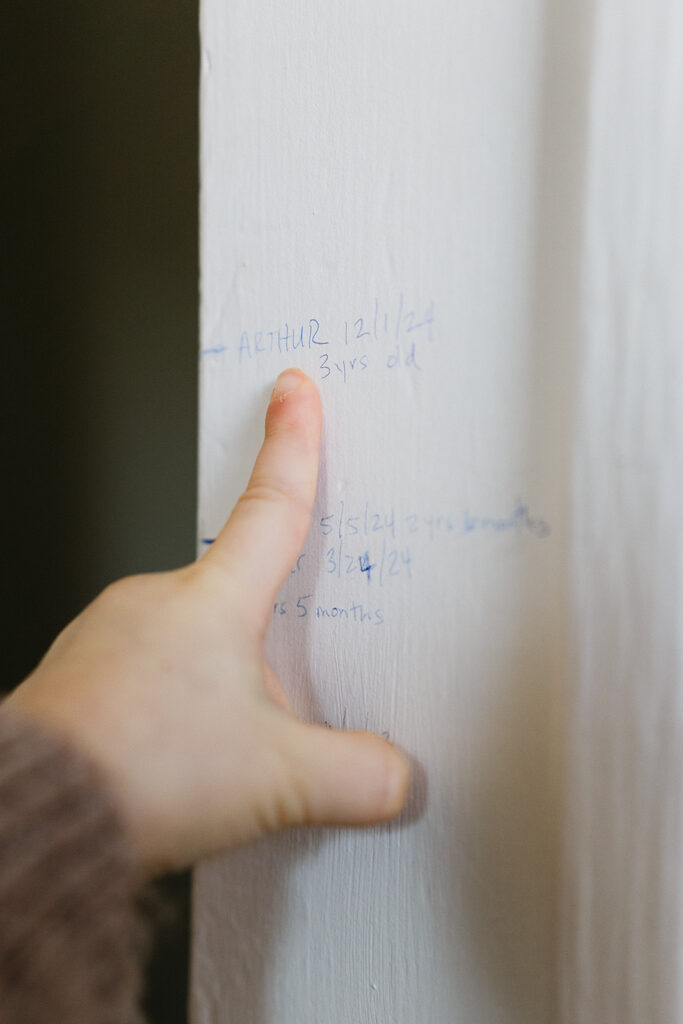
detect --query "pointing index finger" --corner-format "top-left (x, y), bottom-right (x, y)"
top-left (205, 369), bottom-right (322, 624)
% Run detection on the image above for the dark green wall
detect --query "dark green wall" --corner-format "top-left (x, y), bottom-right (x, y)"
top-left (4, 4), bottom-right (199, 1020)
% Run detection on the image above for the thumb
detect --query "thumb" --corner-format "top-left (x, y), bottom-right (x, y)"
top-left (278, 721), bottom-right (411, 828)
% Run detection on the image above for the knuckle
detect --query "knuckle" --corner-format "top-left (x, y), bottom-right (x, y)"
top-left (263, 744), bottom-right (312, 833)
top-left (239, 482), bottom-right (310, 520)
top-left (97, 569), bottom-right (190, 618)
top-left (98, 575), bottom-right (141, 607)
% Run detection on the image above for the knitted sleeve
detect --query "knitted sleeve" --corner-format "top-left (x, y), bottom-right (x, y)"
top-left (0, 704), bottom-right (145, 1024)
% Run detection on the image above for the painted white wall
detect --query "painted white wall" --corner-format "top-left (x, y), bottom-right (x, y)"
top-left (560, 3), bottom-right (683, 1022)
top-left (192, 2), bottom-right (683, 1021)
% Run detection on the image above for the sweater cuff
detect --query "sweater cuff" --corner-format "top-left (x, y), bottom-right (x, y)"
top-left (0, 705), bottom-right (145, 1024)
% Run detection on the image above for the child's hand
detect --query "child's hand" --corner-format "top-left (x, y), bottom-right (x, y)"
top-left (8, 369), bottom-right (409, 877)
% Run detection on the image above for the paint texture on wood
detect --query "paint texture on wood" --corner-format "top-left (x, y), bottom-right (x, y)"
top-left (560, 2), bottom-right (683, 1022)
top-left (193, 1), bottom-right (683, 1021)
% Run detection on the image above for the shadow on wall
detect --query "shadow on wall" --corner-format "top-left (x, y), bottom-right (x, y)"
top-left (438, 1), bottom-right (593, 1019)
top-left (3, 4), bottom-right (199, 1023)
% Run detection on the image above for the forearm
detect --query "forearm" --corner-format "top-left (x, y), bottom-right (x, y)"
top-left (0, 704), bottom-right (144, 1024)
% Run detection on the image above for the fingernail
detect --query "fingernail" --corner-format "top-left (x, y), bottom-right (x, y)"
top-left (384, 749), bottom-right (412, 818)
top-left (271, 369), bottom-right (305, 403)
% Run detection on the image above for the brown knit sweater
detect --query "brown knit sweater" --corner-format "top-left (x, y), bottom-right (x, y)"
top-left (0, 706), bottom-right (145, 1023)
